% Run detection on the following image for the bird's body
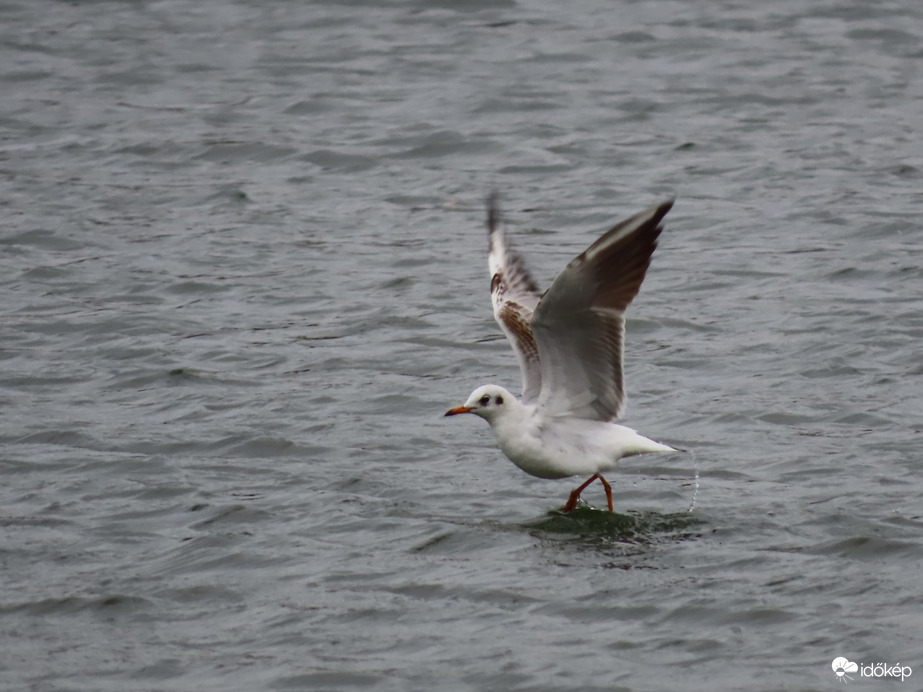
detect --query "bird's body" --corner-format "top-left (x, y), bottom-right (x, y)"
top-left (446, 194), bottom-right (677, 512)
top-left (460, 384), bottom-right (673, 481)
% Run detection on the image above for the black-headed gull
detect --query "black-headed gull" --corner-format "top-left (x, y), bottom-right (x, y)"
top-left (445, 194), bottom-right (677, 512)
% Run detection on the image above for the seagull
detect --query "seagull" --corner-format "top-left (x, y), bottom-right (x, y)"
top-left (445, 193), bottom-right (678, 513)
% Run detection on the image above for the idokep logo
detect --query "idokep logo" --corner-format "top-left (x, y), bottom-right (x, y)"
top-left (831, 657), bottom-right (913, 683)
top-left (832, 658), bottom-right (858, 683)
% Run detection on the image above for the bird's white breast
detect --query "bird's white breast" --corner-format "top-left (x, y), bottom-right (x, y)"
top-left (476, 393), bottom-right (675, 480)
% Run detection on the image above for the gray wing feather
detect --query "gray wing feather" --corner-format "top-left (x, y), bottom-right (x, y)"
top-left (531, 200), bottom-right (674, 421)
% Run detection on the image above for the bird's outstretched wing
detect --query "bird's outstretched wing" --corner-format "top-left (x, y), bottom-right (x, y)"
top-left (487, 193), bottom-right (543, 403)
top-left (531, 200), bottom-right (673, 421)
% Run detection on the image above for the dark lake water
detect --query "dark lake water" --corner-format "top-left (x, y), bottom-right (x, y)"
top-left (2, 0), bottom-right (922, 690)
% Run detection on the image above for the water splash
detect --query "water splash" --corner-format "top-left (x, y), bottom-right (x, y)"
top-left (686, 448), bottom-right (701, 514)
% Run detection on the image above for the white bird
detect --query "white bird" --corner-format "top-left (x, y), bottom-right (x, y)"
top-left (445, 193), bottom-right (678, 512)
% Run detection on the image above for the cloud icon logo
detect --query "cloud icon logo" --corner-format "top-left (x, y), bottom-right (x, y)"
top-left (832, 657), bottom-right (859, 682)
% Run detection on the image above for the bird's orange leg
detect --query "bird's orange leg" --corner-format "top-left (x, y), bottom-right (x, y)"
top-left (561, 473), bottom-right (601, 513)
top-left (597, 474), bottom-right (613, 512)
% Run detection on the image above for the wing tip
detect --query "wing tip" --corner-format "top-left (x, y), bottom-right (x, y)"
top-left (654, 198), bottom-right (675, 224)
top-left (487, 191), bottom-right (500, 237)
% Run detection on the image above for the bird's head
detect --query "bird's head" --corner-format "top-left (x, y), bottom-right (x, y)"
top-left (444, 384), bottom-right (514, 423)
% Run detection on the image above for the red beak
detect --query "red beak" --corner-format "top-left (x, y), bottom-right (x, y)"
top-left (444, 405), bottom-right (474, 416)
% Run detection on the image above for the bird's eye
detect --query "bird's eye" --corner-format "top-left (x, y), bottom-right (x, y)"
top-left (495, 396), bottom-right (503, 405)
top-left (479, 395), bottom-right (490, 406)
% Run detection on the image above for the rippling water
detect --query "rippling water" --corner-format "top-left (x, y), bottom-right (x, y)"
top-left (2, 0), bottom-right (922, 690)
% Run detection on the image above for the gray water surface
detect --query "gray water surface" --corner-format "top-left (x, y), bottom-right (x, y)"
top-left (2, 1), bottom-right (922, 690)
